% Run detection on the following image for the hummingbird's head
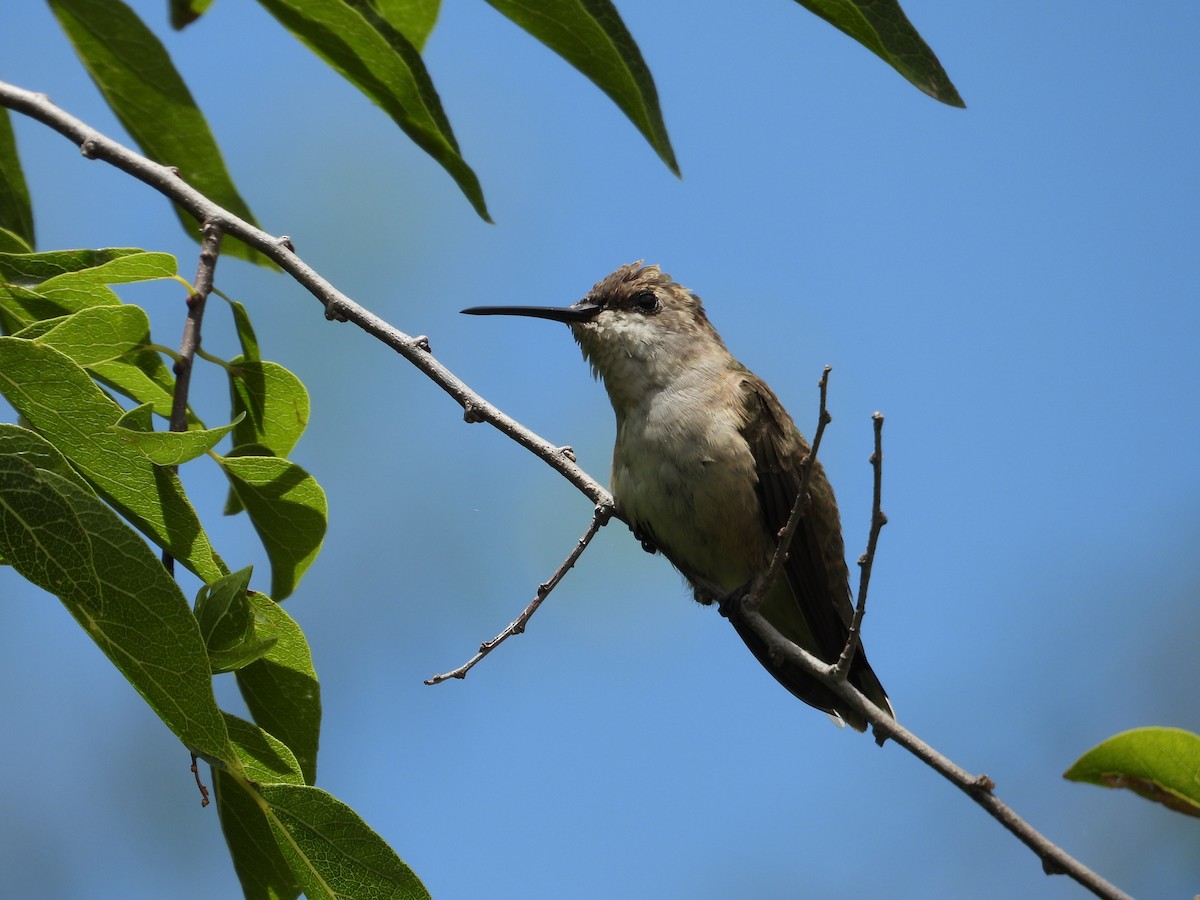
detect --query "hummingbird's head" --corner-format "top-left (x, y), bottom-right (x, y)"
top-left (463, 262), bottom-right (726, 401)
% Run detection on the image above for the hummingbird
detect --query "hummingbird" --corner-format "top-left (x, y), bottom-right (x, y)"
top-left (464, 262), bottom-right (892, 733)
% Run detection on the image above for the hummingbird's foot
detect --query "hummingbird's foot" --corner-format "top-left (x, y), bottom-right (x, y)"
top-left (631, 527), bottom-right (657, 554)
top-left (715, 584), bottom-right (748, 619)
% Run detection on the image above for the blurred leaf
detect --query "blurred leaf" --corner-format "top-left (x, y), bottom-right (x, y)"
top-left (114, 410), bottom-right (243, 467)
top-left (0, 337), bottom-right (226, 581)
top-left (219, 453), bottom-right (326, 600)
top-left (1064, 726), bottom-right (1200, 818)
top-left (48, 0), bottom-right (273, 266)
top-left (256, 0), bottom-right (490, 221)
top-left (0, 227), bottom-right (32, 254)
top-left (228, 359), bottom-right (310, 458)
top-left (0, 455), bottom-right (231, 761)
top-left (215, 768), bottom-right (303, 900)
top-left (375, 0), bottom-right (441, 50)
top-left (258, 783), bottom-right (430, 900)
top-left (170, 0), bottom-right (216, 29)
top-left (791, 0), bottom-right (964, 107)
top-left (237, 592), bottom-right (321, 784)
top-left (195, 568), bottom-right (279, 673)
top-left (0, 107), bottom-right (34, 248)
top-left (484, 0), bottom-right (677, 174)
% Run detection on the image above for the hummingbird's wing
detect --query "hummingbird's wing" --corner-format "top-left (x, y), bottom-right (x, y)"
top-left (734, 379), bottom-right (893, 729)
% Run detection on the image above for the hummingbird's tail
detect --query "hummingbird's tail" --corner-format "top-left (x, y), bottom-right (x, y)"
top-left (726, 609), bottom-right (894, 740)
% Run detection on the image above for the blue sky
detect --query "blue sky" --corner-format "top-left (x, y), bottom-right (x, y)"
top-left (2, 2), bottom-right (1198, 898)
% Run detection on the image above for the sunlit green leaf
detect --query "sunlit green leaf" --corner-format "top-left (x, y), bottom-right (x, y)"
top-left (229, 359), bottom-right (310, 458)
top-left (0, 227), bottom-right (32, 254)
top-left (195, 568), bottom-right (279, 673)
top-left (259, 783), bottom-right (430, 900)
top-left (375, 0), bottom-right (441, 50)
top-left (1065, 727), bottom-right (1200, 818)
top-left (219, 453), bottom-right (326, 600)
top-left (0, 337), bottom-right (226, 581)
top-left (49, 0), bottom-right (273, 265)
top-left (215, 769), bottom-right (303, 900)
top-left (114, 410), bottom-right (243, 467)
top-left (30, 305), bottom-right (150, 366)
top-left (0, 247), bottom-right (144, 288)
top-left (484, 0), bottom-right (677, 173)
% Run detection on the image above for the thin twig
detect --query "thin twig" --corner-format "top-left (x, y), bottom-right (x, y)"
top-left (190, 753), bottom-right (211, 808)
top-left (0, 80), bottom-right (1131, 900)
top-left (161, 222), bottom-right (224, 575)
top-left (425, 506), bottom-right (611, 684)
top-left (832, 411), bottom-right (887, 680)
top-left (745, 365), bottom-right (833, 609)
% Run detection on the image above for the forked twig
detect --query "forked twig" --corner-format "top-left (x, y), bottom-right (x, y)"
top-left (425, 505), bottom-right (611, 684)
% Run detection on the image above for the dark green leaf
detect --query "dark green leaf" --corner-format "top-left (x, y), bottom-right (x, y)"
top-left (0, 456), bottom-right (231, 760)
top-left (218, 454), bottom-right (326, 600)
top-left (195, 568), bottom-right (279, 673)
top-left (0, 108), bottom-right (34, 248)
top-left (48, 0), bottom-right (274, 265)
top-left (484, 0), bottom-right (678, 173)
top-left (258, 783), bottom-right (430, 900)
top-left (0, 227), bottom-right (32, 254)
top-left (0, 337), bottom-right (226, 581)
top-left (225, 296), bottom-right (261, 361)
top-left (237, 592), bottom-right (321, 784)
top-left (375, 0), bottom-right (441, 50)
top-left (1064, 726), bottom-right (1200, 818)
top-left (256, 0), bottom-right (490, 221)
top-left (170, 0), bottom-right (217, 29)
top-left (224, 712), bottom-right (306, 785)
top-left (791, 0), bottom-right (964, 107)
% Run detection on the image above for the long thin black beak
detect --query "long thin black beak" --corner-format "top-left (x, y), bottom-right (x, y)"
top-left (461, 302), bottom-right (601, 323)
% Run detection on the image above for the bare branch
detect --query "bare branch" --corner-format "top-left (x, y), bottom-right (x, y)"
top-left (832, 410), bottom-right (887, 680)
top-left (161, 221), bottom-right (223, 575)
top-left (0, 80), bottom-right (616, 521)
top-left (734, 604), bottom-right (1132, 900)
top-left (425, 506), bottom-right (611, 684)
top-left (0, 79), bottom-right (1132, 900)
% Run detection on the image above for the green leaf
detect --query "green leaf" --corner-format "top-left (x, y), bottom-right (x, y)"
top-left (0, 227), bottom-right (32, 254)
top-left (791, 0), bottom-right (964, 107)
top-left (375, 0), bottom-right (441, 50)
top-left (237, 592), bottom-right (321, 784)
top-left (484, 0), bottom-right (678, 174)
top-left (259, 783), bottom-right (431, 900)
top-left (218, 453), bottom-right (326, 600)
top-left (0, 456), bottom-right (231, 760)
top-left (0, 108), bottom-right (34, 248)
top-left (0, 423), bottom-right (90, 489)
top-left (48, 0), bottom-right (273, 266)
top-left (170, 0), bottom-right (217, 29)
top-left (0, 247), bottom-right (145, 288)
top-left (0, 337), bottom-right (226, 581)
top-left (1064, 726), bottom-right (1200, 818)
top-left (229, 360), bottom-right (310, 458)
top-left (224, 712), bottom-right (306, 785)
top-left (30, 305), bottom-right (150, 366)
top-left (215, 769), bottom-right (303, 900)
top-left (195, 568), bottom-right (279, 673)
top-left (256, 0), bottom-right (490, 221)
top-left (114, 410), bottom-right (244, 467)
top-left (226, 296), bottom-right (261, 361)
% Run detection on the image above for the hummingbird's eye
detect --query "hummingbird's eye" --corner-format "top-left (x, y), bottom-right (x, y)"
top-left (634, 291), bottom-right (659, 313)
